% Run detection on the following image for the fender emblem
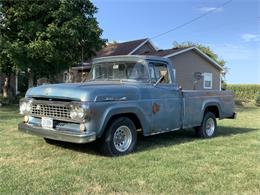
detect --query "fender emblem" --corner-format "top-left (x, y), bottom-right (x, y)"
top-left (152, 103), bottom-right (160, 114)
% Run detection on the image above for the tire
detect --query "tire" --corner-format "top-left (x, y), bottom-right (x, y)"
top-left (100, 117), bottom-right (137, 156)
top-left (195, 112), bottom-right (217, 138)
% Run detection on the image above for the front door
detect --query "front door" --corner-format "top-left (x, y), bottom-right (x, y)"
top-left (149, 62), bottom-right (182, 134)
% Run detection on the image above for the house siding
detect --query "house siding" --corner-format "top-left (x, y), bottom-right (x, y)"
top-left (168, 50), bottom-right (221, 90)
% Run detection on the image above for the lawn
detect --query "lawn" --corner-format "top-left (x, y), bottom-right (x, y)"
top-left (0, 105), bottom-right (259, 194)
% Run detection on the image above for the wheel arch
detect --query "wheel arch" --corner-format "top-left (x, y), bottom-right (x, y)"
top-left (202, 103), bottom-right (221, 119)
top-left (106, 113), bottom-right (142, 130)
top-left (97, 106), bottom-right (149, 138)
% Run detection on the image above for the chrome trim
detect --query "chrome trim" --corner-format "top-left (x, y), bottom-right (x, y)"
top-left (18, 122), bottom-right (96, 144)
top-left (27, 99), bottom-right (86, 123)
top-left (148, 127), bottom-right (180, 136)
top-left (31, 103), bottom-right (70, 120)
top-left (205, 118), bottom-right (215, 136)
top-left (94, 96), bottom-right (128, 102)
top-left (113, 125), bottom-right (132, 152)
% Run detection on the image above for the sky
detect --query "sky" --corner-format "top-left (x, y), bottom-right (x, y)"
top-left (91, 0), bottom-right (260, 84)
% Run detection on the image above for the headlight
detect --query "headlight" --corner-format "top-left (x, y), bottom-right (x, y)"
top-left (19, 99), bottom-right (32, 115)
top-left (69, 104), bottom-right (88, 121)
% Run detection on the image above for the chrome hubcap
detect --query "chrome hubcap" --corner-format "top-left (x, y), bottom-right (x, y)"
top-left (206, 118), bottom-right (215, 136)
top-left (113, 126), bottom-right (132, 152)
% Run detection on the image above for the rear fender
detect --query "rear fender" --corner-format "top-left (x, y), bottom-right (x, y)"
top-left (201, 100), bottom-right (222, 120)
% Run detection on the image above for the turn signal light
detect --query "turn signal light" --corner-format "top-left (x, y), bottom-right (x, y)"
top-left (80, 123), bottom-right (86, 132)
top-left (24, 115), bottom-right (29, 123)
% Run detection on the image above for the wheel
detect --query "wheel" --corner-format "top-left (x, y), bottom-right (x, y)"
top-left (100, 117), bottom-right (137, 156)
top-left (195, 112), bottom-right (217, 138)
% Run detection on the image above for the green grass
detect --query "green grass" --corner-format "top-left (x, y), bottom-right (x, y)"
top-left (0, 105), bottom-right (259, 194)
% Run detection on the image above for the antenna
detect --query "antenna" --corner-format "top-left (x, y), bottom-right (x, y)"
top-left (81, 45), bottom-right (84, 82)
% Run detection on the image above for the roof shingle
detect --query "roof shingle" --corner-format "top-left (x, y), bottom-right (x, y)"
top-left (95, 38), bottom-right (148, 57)
top-left (140, 47), bottom-right (191, 57)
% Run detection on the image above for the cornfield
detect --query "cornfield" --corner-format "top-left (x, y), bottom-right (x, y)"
top-left (226, 84), bottom-right (260, 102)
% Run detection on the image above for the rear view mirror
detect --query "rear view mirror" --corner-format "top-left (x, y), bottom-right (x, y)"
top-left (119, 64), bottom-right (125, 71)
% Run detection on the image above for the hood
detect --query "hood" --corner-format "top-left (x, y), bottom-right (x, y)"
top-left (25, 81), bottom-right (141, 102)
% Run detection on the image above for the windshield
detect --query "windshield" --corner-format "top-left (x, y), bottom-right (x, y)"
top-left (88, 61), bottom-right (149, 82)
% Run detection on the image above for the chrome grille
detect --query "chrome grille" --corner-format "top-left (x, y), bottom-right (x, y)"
top-left (31, 103), bottom-right (70, 119)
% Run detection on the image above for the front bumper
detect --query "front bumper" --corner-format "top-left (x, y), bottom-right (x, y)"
top-left (18, 122), bottom-right (96, 144)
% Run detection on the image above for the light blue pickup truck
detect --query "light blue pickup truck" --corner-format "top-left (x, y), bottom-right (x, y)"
top-left (18, 55), bottom-right (236, 156)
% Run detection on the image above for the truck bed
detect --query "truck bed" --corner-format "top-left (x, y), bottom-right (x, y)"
top-left (182, 90), bottom-right (235, 128)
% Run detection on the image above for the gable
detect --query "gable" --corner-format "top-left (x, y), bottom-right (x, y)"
top-left (168, 50), bottom-right (221, 90)
top-left (169, 50), bottom-right (221, 73)
top-left (95, 38), bottom-right (148, 57)
top-left (143, 46), bottom-right (224, 71)
top-left (131, 41), bottom-right (157, 55)
top-left (95, 38), bottom-right (157, 58)
top-left (164, 47), bottom-right (223, 71)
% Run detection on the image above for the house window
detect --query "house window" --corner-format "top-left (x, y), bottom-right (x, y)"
top-left (203, 73), bottom-right (212, 89)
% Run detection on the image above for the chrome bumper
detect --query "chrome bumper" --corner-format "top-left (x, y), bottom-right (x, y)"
top-left (18, 123), bottom-right (96, 144)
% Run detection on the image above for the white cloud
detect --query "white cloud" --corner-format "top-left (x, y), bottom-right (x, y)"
top-left (241, 33), bottom-right (260, 42)
top-left (198, 7), bottom-right (223, 13)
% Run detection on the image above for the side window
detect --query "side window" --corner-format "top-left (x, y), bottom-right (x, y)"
top-left (149, 62), bottom-right (171, 84)
top-left (203, 72), bottom-right (213, 89)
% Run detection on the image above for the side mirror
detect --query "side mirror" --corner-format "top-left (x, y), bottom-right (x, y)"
top-left (173, 69), bottom-right (176, 78)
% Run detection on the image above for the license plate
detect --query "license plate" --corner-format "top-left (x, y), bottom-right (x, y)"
top-left (41, 117), bottom-right (53, 129)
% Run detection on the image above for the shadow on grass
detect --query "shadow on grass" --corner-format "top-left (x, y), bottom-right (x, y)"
top-left (0, 106), bottom-right (20, 121)
top-left (46, 126), bottom-right (258, 155)
top-left (136, 126), bottom-right (258, 153)
top-left (0, 114), bottom-right (21, 121)
top-left (44, 139), bottom-right (101, 156)
top-left (0, 105), bottom-right (19, 111)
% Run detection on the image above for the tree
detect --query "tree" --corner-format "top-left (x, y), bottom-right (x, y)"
top-left (173, 41), bottom-right (228, 90)
top-left (0, 37), bottom-right (16, 97)
top-left (0, 0), bottom-right (106, 89)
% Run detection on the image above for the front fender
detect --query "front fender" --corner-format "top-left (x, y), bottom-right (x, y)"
top-left (96, 103), bottom-right (151, 137)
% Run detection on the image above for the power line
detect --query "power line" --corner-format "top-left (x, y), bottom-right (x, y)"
top-left (150, 0), bottom-right (233, 40)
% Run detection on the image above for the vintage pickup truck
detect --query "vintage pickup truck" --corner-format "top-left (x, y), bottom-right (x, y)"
top-left (18, 55), bottom-right (236, 156)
